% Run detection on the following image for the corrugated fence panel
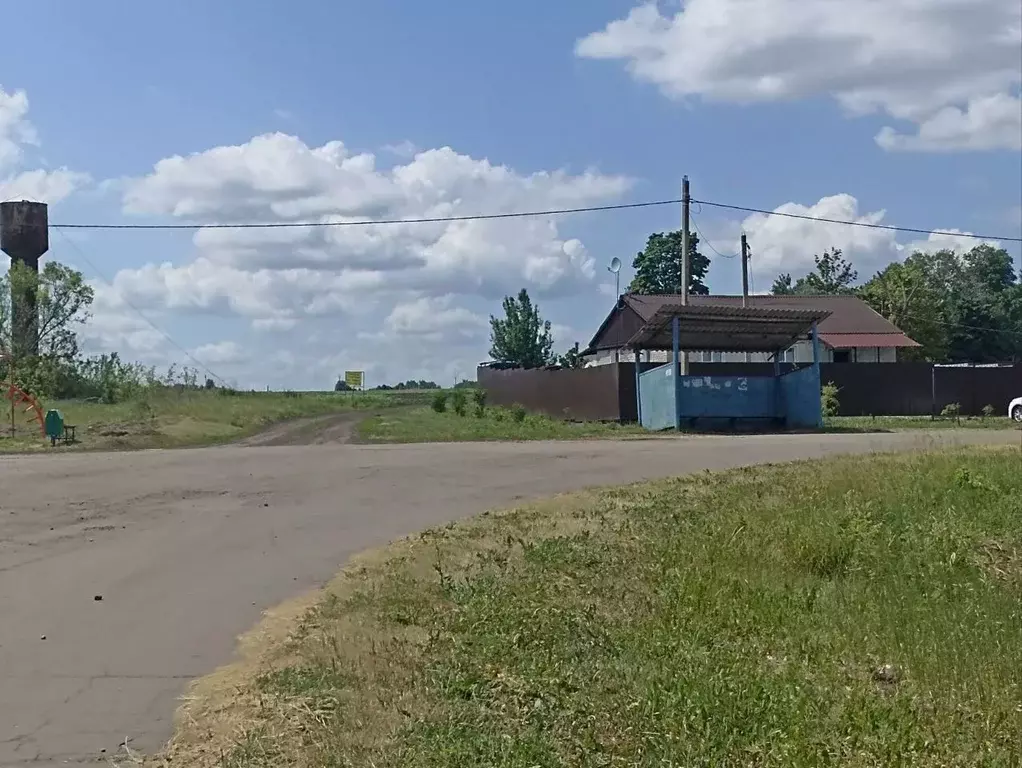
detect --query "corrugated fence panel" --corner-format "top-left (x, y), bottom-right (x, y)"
top-left (780, 365), bottom-right (823, 428)
top-left (934, 366), bottom-right (1022, 416)
top-left (477, 365), bottom-right (623, 421)
top-left (638, 364), bottom-right (675, 430)
top-left (677, 375), bottom-right (777, 419)
top-left (480, 362), bottom-right (1022, 422)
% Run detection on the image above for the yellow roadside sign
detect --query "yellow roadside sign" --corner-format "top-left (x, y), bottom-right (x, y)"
top-left (344, 370), bottom-right (365, 390)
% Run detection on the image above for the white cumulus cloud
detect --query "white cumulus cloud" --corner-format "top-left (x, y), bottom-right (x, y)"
top-left (576, 0), bottom-right (1022, 152)
top-left (0, 86), bottom-right (89, 203)
top-left (80, 132), bottom-right (631, 386)
top-left (722, 194), bottom-right (1002, 286)
top-left (111, 132), bottom-right (630, 324)
top-left (193, 340), bottom-right (247, 365)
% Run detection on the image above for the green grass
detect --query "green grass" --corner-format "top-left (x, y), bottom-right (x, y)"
top-left (165, 448), bottom-right (1022, 767)
top-left (830, 415), bottom-right (1020, 432)
top-left (357, 405), bottom-right (646, 443)
top-left (0, 388), bottom-right (433, 452)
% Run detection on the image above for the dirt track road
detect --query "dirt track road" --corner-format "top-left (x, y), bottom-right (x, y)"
top-left (0, 430), bottom-right (1017, 766)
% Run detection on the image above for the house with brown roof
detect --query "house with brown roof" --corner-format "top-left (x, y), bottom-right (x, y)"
top-left (584, 294), bottom-right (919, 365)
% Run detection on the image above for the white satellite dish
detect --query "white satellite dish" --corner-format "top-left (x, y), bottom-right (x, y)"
top-left (607, 257), bottom-right (622, 297)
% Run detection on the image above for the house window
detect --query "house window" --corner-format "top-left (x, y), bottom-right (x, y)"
top-left (833, 349), bottom-right (851, 363)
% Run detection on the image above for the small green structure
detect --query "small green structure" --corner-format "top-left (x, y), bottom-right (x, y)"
top-left (45, 409), bottom-right (76, 446)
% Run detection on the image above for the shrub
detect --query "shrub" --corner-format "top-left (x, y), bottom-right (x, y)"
top-left (492, 408), bottom-right (506, 422)
top-left (510, 403), bottom-right (527, 423)
top-left (431, 392), bottom-right (448, 414)
top-left (981, 404), bottom-right (995, 419)
top-left (472, 389), bottom-right (487, 418)
top-left (940, 402), bottom-right (961, 424)
top-left (132, 397), bottom-right (156, 430)
top-left (821, 381), bottom-right (840, 418)
top-left (451, 388), bottom-right (468, 417)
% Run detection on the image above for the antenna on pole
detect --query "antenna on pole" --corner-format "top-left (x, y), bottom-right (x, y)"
top-left (608, 257), bottom-right (622, 298)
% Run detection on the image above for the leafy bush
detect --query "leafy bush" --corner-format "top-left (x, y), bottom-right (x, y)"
top-left (472, 388), bottom-right (487, 418)
top-left (2, 353), bottom-right (158, 403)
top-left (451, 388), bottom-right (468, 417)
top-left (431, 392), bottom-right (448, 414)
top-left (981, 404), bottom-right (996, 419)
top-left (940, 402), bottom-right (962, 424)
top-left (510, 403), bottom-right (527, 423)
top-left (821, 381), bottom-right (840, 418)
top-left (132, 397), bottom-right (156, 429)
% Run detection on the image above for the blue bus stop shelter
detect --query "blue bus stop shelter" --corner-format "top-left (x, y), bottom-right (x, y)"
top-left (626, 303), bottom-right (832, 431)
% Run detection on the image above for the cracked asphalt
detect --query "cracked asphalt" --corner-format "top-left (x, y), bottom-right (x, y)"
top-left (0, 430), bottom-right (1017, 766)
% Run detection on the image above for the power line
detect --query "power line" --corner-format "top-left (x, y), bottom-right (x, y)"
top-left (51, 228), bottom-right (229, 386)
top-left (899, 311), bottom-right (1022, 339)
top-left (47, 196), bottom-right (1022, 242)
top-left (51, 199), bottom-right (681, 231)
top-left (690, 214), bottom-right (736, 259)
top-left (691, 199), bottom-right (1022, 243)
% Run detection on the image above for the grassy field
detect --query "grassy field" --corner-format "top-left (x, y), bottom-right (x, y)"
top-left (358, 405), bottom-right (646, 442)
top-left (357, 406), bottom-right (1020, 444)
top-left (0, 388), bottom-right (432, 452)
top-left (831, 415), bottom-right (1020, 432)
top-left (162, 448), bottom-right (1022, 768)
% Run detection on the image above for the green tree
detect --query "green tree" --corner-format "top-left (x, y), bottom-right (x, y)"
top-left (628, 231), bottom-right (709, 295)
top-left (489, 288), bottom-right (554, 368)
top-left (772, 248), bottom-right (858, 296)
top-left (0, 261), bottom-right (95, 396)
top-left (858, 257), bottom-right (947, 360)
top-left (770, 273), bottom-right (795, 295)
top-left (0, 261), bottom-right (94, 360)
top-left (937, 245), bottom-right (1018, 362)
top-left (557, 342), bottom-right (585, 369)
top-left (859, 246), bottom-right (1022, 363)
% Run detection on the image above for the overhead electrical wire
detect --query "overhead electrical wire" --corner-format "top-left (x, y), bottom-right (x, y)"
top-left (51, 228), bottom-right (229, 386)
top-left (48, 196), bottom-right (1022, 242)
top-left (690, 214), bottom-right (737, 259)
top-left (51, 199), bottom-right (681, 231)
top-left (690, 199), bottom-right (1021, 243)
top-left (41, 192), bottom-right (1020, 360)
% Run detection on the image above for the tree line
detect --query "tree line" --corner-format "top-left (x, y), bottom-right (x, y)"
top-left (771, 245), bottom-right (1021, 363)
top-left (487, 230), bottom-right (1021, 368)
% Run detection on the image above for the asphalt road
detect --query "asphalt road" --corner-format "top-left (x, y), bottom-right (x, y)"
top-left (0, 430), bottom-right (1017, 766)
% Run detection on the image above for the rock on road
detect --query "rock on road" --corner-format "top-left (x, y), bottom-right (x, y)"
top-left (0, 430), bottom-right (1016, 766)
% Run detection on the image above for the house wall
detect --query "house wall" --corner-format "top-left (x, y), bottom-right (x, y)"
top-left (586, 341), bottom-right (897, 367)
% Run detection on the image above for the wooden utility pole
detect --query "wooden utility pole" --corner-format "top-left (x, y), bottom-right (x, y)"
top-left (680, 176), bottom-right (690, 374)
top-left (741, 233), bottom-right (750, 308)
top-left (681, 176), bottom-right (690, 305)
top-left (741, 233), bottom-right (751, 363)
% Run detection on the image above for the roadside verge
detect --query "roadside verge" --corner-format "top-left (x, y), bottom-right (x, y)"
top-left (153, 446), bottom-right (1022, 767)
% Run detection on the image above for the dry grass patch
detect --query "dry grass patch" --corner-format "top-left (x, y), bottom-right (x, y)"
top-left (156, 449), bottom-right (1022, 767)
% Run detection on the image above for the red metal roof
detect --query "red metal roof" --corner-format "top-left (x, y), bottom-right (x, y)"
top-left (819, 332), bottom-right (920, 349)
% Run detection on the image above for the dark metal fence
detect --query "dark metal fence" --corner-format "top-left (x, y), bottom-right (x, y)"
top-left (478, 363), bottom-right (1022, 421)
top-left (477, 364), bottom-right (626, 421)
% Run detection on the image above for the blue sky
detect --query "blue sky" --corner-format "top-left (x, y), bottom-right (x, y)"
top-left (1, 0), bottom-right (1020, 388)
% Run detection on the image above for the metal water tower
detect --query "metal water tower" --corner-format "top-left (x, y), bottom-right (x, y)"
top-left (1, 201), bottom-right (49, 356)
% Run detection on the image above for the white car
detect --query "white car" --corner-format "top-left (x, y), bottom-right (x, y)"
top-left (1011, 397), bottom-right (1022, 422)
